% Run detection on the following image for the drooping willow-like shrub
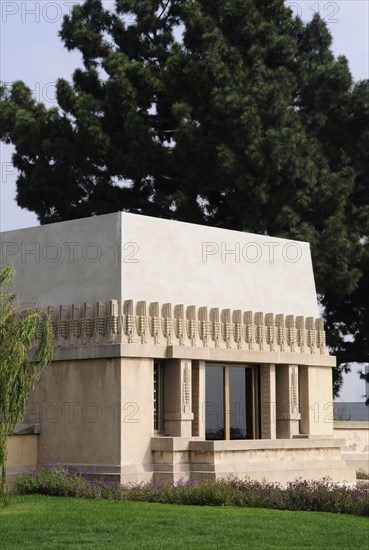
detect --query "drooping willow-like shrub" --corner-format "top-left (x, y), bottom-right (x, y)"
top-left (0, 264), bottom-right (53, 505)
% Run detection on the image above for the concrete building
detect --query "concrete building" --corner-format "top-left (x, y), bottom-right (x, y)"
top-left (2, 213), bottom-right (362, 483)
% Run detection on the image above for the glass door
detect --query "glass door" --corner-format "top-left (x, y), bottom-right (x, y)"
top-left (204, 366), bottom-right (225, 440)
top-left (205, 364), bottom-right (259, 440)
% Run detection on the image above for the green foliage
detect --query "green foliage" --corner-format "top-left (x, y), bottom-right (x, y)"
top-left (0, 266), bottom-right (53, 505)
top-left (0, 1), bottom-right (368, 392)
top-left (15, 466), bottom-right (369, 516)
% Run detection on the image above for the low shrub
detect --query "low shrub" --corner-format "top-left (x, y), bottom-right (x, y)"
top-left (356, 469), bottom-right (369, 480)
top-left (15, 467), bottom-right (369, 516)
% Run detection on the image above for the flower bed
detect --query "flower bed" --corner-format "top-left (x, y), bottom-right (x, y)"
top-left (15, 466), bottom-right (369, 516)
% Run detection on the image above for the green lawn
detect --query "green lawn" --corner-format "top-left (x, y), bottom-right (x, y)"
top-left (0, 495), bottom-right (368, 549)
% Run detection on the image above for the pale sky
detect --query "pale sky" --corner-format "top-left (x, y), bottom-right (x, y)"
top-left (0, 1), bottom-right (368, 401)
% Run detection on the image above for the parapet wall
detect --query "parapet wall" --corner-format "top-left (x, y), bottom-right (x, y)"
top-left (1, 212), bottom-right (320, 317)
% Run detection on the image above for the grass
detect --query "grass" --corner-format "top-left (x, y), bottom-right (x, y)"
top-left (0, 495), bottom-right (368, 549)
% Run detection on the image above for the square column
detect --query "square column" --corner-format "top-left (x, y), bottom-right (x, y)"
top-left (299, 366), bottom-right (334, 436)
top-left (260, 364), bottom-right (277, 439)
top-left (164, 359), bottom-right (194, 437)
top-left (192, 360), bottom-right (206, 438)
top-left (276, 365), bottom-right (300, 438)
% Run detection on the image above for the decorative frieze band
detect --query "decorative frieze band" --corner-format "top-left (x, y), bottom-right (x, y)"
top-left (39, 299), bottom-right (328, 356)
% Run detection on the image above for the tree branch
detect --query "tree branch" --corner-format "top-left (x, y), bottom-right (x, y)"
top-left (336, 350), bottom-right (369, 366)
top-left (157, 1), bottom-right (171, 21)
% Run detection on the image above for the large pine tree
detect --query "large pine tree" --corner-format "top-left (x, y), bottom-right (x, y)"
top-left (1, 0), bottom-right (368, 395)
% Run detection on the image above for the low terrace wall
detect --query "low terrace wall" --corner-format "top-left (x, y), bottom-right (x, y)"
top-left (5, 423), bottom-right (368, 486)
top-left (334, 421), bottom-right (369, 473)
top-left (152, 437), bottom-right (356, 484)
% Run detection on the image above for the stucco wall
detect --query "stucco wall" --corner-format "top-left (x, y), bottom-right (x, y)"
top-left (1, 212), bottom-right (319, 318)
top-left (5, 432), bottom-right (39, 486)
top-left (300, 366), bottom-right (334, 436)
top-left (122, 213), bottom-right (319, 317)
top-left (23, 357), bottom-right (156, 481)
top-left (120, 358), bottom-right (155, 481)
top-left (0, 213), bottom-right (122, 307)
top-left (7, 434), bottom-right (38, 468)
top-left (27, 358), bottom-right (122, 467)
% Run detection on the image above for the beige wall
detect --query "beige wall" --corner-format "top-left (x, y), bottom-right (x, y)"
top-left (153, 437), bottom-right (356, 484)
top-left (334, 422), bottom-right (369, 452)
top-left (122, 213), bottom-right (319, 317)
top-left (7, 434), bottom-right (38, 468)
top-left (299, 366), bottom-right (334, 436)
top-left (334, 421), bottom-right (369, 472)
top-left (120, 358), bottom-right (155, 479)
top-left (5, 434), bottom-right (39, 486)
top-left (28, 358), bottom-right (122, 466)
top-left (11, 357), bottom-right (157, 482)
top-left (1, 213), bottom-right (122, 307)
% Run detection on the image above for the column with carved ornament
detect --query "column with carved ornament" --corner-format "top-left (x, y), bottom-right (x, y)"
top-left (276, 365), bottom-right (300, 438)
top-left (163, 359), bottom-right (194, 437)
